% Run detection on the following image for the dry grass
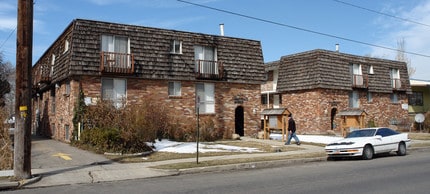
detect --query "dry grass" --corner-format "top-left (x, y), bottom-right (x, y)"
top-left (154, 152), bottom-right (326, 169)
top-left (408, 132), bottom-right (430, 140)
top-left (0, 109), bottom-right (13, 170)
top-left (106, 140), bottom-right (304, 163)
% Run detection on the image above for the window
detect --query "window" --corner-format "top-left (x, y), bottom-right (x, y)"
top-left (369, 65), bottom-right (374, 74)
top-left (168, 81), bottom-right (181, 96)
top-left (170, 40), bottom-right (182, 54)
top-left (409, 92), bottom-right (423, 106)
top-left (390, 68), bottom-right (401, 89)
top-left (376, 128), bottom-right (399, 137)
top-left (367, 92), bottom-right (373, 102)
top-left (261, 94), bottom-right (268, 105)
top-left (101, 35), bottom-right (129, 53)
top-left (194, 46), bottom-right (218, 75)
top-left (65, 82), bottom-right (70, 96)
top-left (64, 40), bottom-right (69, 53)
top-left (50, 54), bottom-right (56, 77)
top-left (102, 78), bottom-right (126, 108)
top-left (390, 93), bottom-right (398, 103)
top-left (349, 91), bottom-right (359, 108)
top-left (51, 89), bottom-right (56, 113)
top-left (101, 35), bottom-right (130, 67)
top-left (196, 83), bottom-right (215, 114)
top-left (352, 64), bottom-right (363, 86)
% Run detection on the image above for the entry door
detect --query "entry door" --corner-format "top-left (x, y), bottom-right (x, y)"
top-left (235, 106), bottom-right (244, 136)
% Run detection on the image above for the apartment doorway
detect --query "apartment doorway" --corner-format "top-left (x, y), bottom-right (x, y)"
top-left (331, 108), bottom-right (338, 130)
top-left (235, 106), bottom-right (244, 136)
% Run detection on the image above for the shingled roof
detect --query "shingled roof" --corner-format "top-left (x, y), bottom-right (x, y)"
top-left (34, 19), bottom-right (265, 85)
top-left (275, 49), bottom-right (411, 94)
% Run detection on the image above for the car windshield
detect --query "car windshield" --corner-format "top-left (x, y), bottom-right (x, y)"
top-left (346, 129), bottom-right (376, 138)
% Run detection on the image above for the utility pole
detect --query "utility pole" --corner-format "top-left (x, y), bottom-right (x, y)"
top-left (14, 0), bottom-right (33, 179)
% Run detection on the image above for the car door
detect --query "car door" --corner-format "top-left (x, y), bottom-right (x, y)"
top-left (375, 128), bottom-right (393, 153)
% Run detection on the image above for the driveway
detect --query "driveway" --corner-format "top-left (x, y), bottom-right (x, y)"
top-left (31, 136), bottom-right (115, 169)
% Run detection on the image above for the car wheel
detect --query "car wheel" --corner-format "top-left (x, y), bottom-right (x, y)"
top-left (397, 142), bottom-right (407, 156)
top-left (362, 145), bottom-right (374, 160)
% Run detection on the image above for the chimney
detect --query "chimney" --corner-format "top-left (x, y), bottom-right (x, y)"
top-left (219, 23), bottom-right (224, 36)
top-left (335, 44), bottom-right (339, 52)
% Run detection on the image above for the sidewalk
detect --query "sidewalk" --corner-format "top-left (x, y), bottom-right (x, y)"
top-left (2, 137), bottom-right (425, 190)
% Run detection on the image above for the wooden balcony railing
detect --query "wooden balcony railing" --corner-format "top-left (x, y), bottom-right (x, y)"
top-left (352, 74), bottom-right (368, 88)
top-left (100, 51), bottom-right (134, 74)
top-left (38, 64), bottom-right (51, 83)
top-left (195, 60), bottom-right (224, 80)
top-left (391, 78), bottom-right (407, 90)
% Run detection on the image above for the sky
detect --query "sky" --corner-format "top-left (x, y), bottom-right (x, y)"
top-left (0, 0), bottom-right (429, 80)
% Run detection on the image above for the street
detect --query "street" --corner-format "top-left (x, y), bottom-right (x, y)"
top-left (7, 148), bottom-right (430, 194)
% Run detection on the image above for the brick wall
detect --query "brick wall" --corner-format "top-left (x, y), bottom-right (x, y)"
top-left (281, 89), bottom-right (409, 134)
top-left (41, 76), bottom-right (261, 141)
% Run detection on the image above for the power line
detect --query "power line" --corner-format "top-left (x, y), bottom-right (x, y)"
top-left (177, 0), bottom-right (430, 58)
top-left (0, 27), bottom-right (17, 50)
top-left (333, 0), bottom-right (430, 28)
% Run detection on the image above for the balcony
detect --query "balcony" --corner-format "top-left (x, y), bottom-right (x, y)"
top-left (391, 78), bottom-right (407, 90)
top-left (352, 74), bottom-right (368, 88)
top-left (100, 51), bottom-right (134, 74)
top-left (195, 60), bottom-right (224, 80)
top-left (38, 64), bottom-right (51, 83)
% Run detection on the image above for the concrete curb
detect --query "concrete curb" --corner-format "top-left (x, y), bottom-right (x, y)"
top-left (178, 157), bottom-right (327, 175)
top-left (0, 174), bottom-right (41, 190)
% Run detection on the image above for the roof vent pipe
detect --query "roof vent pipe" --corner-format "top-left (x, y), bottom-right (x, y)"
top-left (335, 44), bottom-right (339, 52)
top-left (220, 23), bottom-right (224, 36)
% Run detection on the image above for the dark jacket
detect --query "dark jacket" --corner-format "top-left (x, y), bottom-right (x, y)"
top-left (288, 117), bottom-right (296, 133)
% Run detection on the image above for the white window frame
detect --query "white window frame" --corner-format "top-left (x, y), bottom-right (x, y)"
top-left (196, 83), bottom-right (215, 114)
top-left (168, 81), bottom-right (181, 96)
top-left (369, 65), bottom-right (374, 74)
top-left (349, 90), bottom-right (359, 108)
top-left (194, 46), bottom-right (218, 74)
top-left (390, 68), bottom-right (401, 89)
top-left (352, 64), bottom-right (363, 86)
top-left (170, 40), bottom-right (182, 54)
top-left (391, 93), bottom-right (399, 103)
top-left (101, 35), bottom-right (130, 54)
top-left (102, 78), bottom-right (127, 108)
top-left (64, 40), bottom-right (69, 53)
top-left (101, 35), bottom-right (131, 67)
top-left (50, 54), bottom-right (56, 77)
top-left (367, 92), bottom-right (373, 102)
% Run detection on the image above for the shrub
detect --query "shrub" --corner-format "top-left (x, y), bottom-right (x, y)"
top-left (75, 99), bottom-right (173, 153)
top-left (0, 108), bottom-right (13, 170)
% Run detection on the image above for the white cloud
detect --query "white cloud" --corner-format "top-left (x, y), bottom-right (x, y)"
top-left (0, 17), bottom-right (16, 31)
top-left (371, 0), bottom-right (430, 80)
top-left (132, 16), bottom-right (205, 29)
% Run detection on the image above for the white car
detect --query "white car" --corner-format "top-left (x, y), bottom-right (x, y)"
top-left (325, 127), bottom-right (411, 160)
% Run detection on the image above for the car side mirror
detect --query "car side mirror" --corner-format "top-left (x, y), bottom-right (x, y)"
top-left (375, 135), bottom-right (382, 140)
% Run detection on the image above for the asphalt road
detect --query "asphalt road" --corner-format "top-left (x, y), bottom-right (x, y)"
top-left (8, 148), bottom-right (430, 194)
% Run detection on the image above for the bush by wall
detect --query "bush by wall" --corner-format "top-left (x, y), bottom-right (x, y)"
top-left (0, 108), bottom-right (13, 170)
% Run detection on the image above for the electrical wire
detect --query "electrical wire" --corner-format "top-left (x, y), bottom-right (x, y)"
top-left (0, 27), bottom-right (17, 51)
top-left (333, 0), bottom-right (430, 28)
top-left (177, 0), bottom-right (430, 58)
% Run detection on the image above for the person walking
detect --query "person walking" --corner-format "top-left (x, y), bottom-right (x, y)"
top-left (285, 114), bottom-right (300, 145)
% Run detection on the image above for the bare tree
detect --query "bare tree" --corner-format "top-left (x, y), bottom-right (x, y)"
top-left (0, 53), bottom-right (14, 108)
top-left (396, 38), bottom-right (415, 77)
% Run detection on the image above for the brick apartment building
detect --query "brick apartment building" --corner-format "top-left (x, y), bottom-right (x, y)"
top-left (31, 19), bottom-right (265, 142)
top-left (261, 49), bottom-right (411, 135)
